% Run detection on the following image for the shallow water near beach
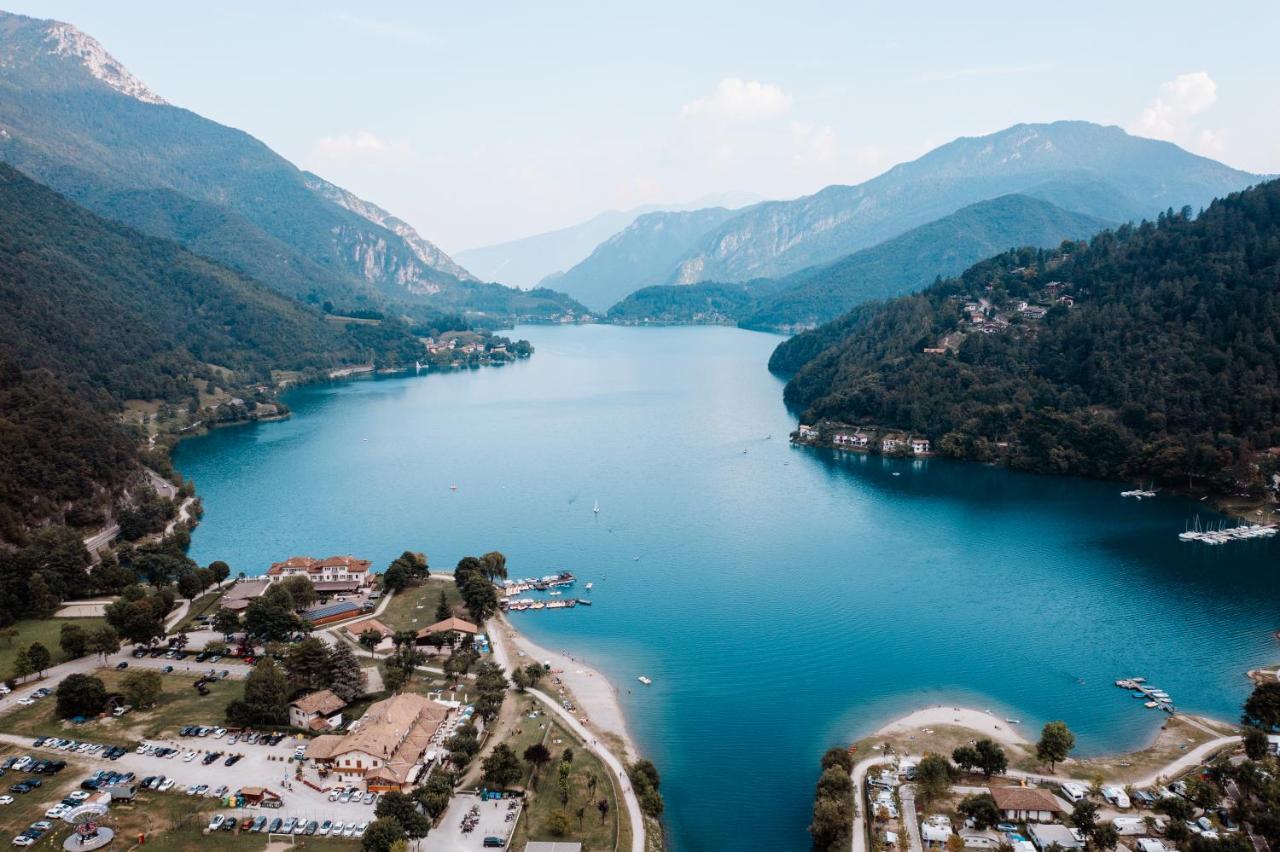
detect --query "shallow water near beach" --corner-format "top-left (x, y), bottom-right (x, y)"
top-left (174, 323), bottom-right (1280, 851)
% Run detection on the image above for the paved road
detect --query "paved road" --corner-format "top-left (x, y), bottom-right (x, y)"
top-left (83, 523), bottom-right (120, 560)
top-left (900, 784), bottom-right (923, 852)
top-left (850, 755), bottom-right (879, 852)
top-left (489, 622), bottom-right (645, 852)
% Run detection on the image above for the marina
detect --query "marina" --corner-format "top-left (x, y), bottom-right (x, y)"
top-left (502, 596), bottom-right (590, 612)
top-left (1177, 518), bottom-right (1277, 545)
top-left (1114, 678), bottom-right (1177, 713)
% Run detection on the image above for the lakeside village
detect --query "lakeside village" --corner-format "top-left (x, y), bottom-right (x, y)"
top-left (0, 550), bottom-right (660, 852)
top-left (793, 422), bottom-right (933, 457)
top-left (808, 671), bottom-right (1280, 852)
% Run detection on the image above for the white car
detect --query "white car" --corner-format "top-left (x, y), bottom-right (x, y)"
top-left (66, 792), bottom-right (89, 803)
top-left (0, 796), bottom-right (13, 806)
top-left (158, 779), bottom-right (175, 792)
top-left (328, 788), bottom-right (342, 801)
top-left (182, 751), bottom-right (197, 762)
top-left (213, 728), bottom-right (227, 739)
top-left (330, 822), bottom-right (344, 836)
top-left (44, 806), bottom-right (69, 819)
top-left (208, 816), bottom-right (225, 831)
top-left (354, 822), bottom-right (368, 838)
top-left (341, 823), bottom-right (356, 838)
top-left (11, 758), bottom-right (30, 771)
top-left (12, 837), bottom-right (34, 847)
top-left (15, 699), bottom-right (33, 707)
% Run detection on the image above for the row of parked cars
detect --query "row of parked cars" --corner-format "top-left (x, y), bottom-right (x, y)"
top-left (327, 785), bottom-right (380, 805)
top-left (31, 737), bottom-right (129, 760)
top-left (176, 726), bottom-right (284, 745)
top-left (133, 742), bottom-right (243, 766)
top-left (81, 769), bottom-right (135, 791)
top-left (207, 813), bottom-right (369, 838)
top-left (13, 687), bottom-right (51, 707)
top-left (9, 820), bottom-right (52, 847)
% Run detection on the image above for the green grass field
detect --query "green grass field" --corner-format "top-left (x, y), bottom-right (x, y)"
top-left (0, 617), bottom-right (107, 680)
top-left (378, 578), bottom-right (465, 634)
top-left (1, 668), bottom-right (243, 745)
top-left (505, 696), bottom-right (623, 852)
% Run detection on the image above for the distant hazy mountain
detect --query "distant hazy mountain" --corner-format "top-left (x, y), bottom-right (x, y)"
top-left (0, 11), bottom-right (580, 320)
top-left (455, 191), bottom-right (763, 288)
top-left (543, 206), bottom-right (748, 312)
top-left (606, 194), bottom-right (1111, 329)
top-left (666, 121), bottom-right (1261, 284)
top-left (740, 194), bottom-right (1113, 330)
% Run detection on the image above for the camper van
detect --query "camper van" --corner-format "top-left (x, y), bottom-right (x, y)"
top-left (1101, 786), bottom-right (1131, 809)
top-left (1060, 782), bottom-right (1089, 803)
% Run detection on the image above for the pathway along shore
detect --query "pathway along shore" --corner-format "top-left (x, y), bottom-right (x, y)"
top-left (488, 616), bottom-right (645, 852)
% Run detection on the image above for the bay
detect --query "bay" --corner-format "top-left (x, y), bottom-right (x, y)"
top-left (174, 323), bottom-right (1280, 851)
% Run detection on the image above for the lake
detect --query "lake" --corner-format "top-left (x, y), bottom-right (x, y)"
top-left (174, 323), bottom-right (1280, 851)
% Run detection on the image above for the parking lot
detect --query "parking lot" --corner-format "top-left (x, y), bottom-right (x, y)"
top-left (0, 729), bottom-right (383, 836)
top-left (430, 793), bottom-right (519, 852)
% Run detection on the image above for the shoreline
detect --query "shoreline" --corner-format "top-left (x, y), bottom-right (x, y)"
top-left (491, 613), bottom-right (639, 762)
top-left (873, 705), bottom-right (1030, 748)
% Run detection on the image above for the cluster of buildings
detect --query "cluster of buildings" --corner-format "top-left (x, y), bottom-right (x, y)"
top-left (340, 615), bottom-right (480, 651)
top-left (795, 422), bottom-right (931, 456)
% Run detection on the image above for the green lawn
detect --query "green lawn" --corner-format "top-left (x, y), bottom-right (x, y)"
top-left (1, 668), bottom-right (243, 745)
top-left (505, 697), bottom-right (623, 852)
top-left (0, 617), bottom-right (107, 680)
top-left (378, 578), bottom-right (465, 634)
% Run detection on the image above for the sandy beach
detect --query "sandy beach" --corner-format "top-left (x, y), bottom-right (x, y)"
top-left (491, 614), bottom-right (638, 761)
top-left (874, 705), bottom-right (1031, 746)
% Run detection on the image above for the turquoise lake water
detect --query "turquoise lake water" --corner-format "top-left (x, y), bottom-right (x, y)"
top-left (173, 323), bottom-right (1280, 851)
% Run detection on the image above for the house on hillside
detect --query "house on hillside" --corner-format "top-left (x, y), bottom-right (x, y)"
top-left (289, 689), bottom-right (346, 731)
top-left (910, 436), bottom-right (931, 455)
top-left (990, 786), bottom-right (1066, 823)
top-left (797, 424), bottom-right (819, 441)
top-left (882, 433), bottom-right (906, 453)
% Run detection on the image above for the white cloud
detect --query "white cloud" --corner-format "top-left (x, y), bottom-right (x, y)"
top-left (681, 78), bottom-right (793, 122)
top-left (313, 131), bottom-right (415, 166)
top-left (1133, 71), bottom-right (1224, 153)
top-left (790, 122), bottom-right (838, 168)
top-left (327, 12), bottom-right (438, 48)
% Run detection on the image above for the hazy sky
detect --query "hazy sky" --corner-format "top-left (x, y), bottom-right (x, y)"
top-left (9, 1), bottom-right (1280, 252)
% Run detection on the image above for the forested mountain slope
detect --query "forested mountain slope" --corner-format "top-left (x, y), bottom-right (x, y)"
top-left (777, 180), bottom-right (1280, 492)
top-left (0, 164), bottom-right (431, 540)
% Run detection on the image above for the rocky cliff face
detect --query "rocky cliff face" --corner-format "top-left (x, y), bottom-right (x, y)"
top-left (41, 21), bottom-right (166, 104)
top-left (304, 172), bottom-right (478, 287)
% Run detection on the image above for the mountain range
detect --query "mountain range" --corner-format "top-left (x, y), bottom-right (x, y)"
top-left (454, 191), bottom-right (762, 289)
top-left (592, 122), bottom-right (1262, 327)
top-left (608, 193), bottom-right (1114, 328)
top-left (543, 206), bottom-right (750, 312)
top-left (0, 10), bottom-right (583, 322)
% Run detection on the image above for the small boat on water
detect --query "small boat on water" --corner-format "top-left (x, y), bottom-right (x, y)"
top-left (1144, 701), bottom-right (1160, 708)
top-left (1005, 718), bottom-right (1022, 724)
top-left (585, 582), bottom-right (593, 590)
top-left (577, 598), bottom-right (592, 606)
top-left (450, 484), bottom-right (458, 491)
top-left (637, 676), bottom-right (652, 685)
top-left (593, 500), bottom-right (600, 514)
top-left (548, 591), bottom-right (562, 596)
